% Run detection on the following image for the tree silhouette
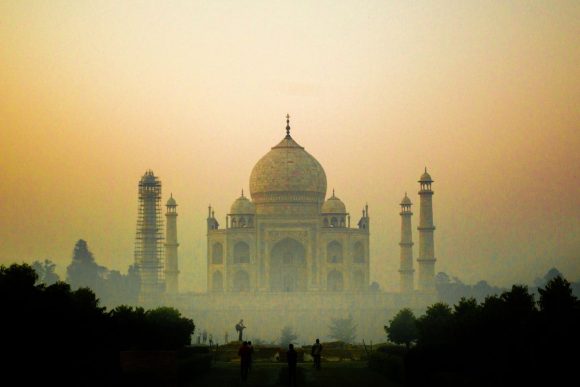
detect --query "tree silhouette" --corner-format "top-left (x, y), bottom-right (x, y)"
top-left (328, 315), bottom-right (357, 343)
top-left (109, 305), bottom-right (195, 350)
top-left (279, 325), bottom-right (298, 347)
top-left (32, 259), bottom-right (60, 285)
top-left (2, 262), bottom-right (196, 385)
top-left (538, 275), bottom-right (578, 314)
top-left (66, 239), bottom-right (106, 291)
top-left (416, 303), bottom-right (452, 346)
top-left (384, 308), bottom-right (418, 348)
top-left (534, 267), bottom-right (563, 288)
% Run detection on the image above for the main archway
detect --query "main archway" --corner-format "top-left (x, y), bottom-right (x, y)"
top-left (269, 238), bottom-right (307, 292)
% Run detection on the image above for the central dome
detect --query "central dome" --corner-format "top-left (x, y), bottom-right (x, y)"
top-left (250, 133), bottom-right (327, 206)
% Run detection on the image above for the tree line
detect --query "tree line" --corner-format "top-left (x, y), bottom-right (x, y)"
top-left (31, 239), bottom-right (140, 308)
top-left (385, 275), bottom-right (580, 385)
top-left (1, 263), bottom-right (194, 385)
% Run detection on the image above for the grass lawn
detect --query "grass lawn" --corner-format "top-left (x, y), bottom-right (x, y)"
top-left (188, 361), bottom-right (402, 387)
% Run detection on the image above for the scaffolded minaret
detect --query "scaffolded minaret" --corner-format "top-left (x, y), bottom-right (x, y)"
top-left (165, 194), bottom-right (179, 294)
top-left (399, 193), bottom-right (415, 293)
top-left (135, 170), bottom-right (165, 304)
top-left (417, 168), bottom-right (436, 292)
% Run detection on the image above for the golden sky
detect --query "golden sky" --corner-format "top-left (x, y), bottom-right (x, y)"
top-left (1, 1), bottom-right (579, 291)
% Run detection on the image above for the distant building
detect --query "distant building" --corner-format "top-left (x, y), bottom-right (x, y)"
top-left (206, 115), bottom-right (370, 293)
top-left (417, 168), bottom-right (436, 292)
top-left (134, 170), bottom-right (165, 303)
top-left (136, 116), bottom-right (438, 341)
top-left (165, 194), bottom-right (179, 294)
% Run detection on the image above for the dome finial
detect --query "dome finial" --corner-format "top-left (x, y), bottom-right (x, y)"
top-left (332, 188), bottom-right (335, 198)
top-left (285, 113), bottom-right (291, 138)
top-left (241, 188), bottom-right (244, 197)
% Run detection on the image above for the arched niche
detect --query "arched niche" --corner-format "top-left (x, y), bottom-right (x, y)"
top-left (269, 238), bottom-right (306, 292)
top-left (327, 241), bottom-right (343, 263)
top-left (233, 241), bottom-right (250, 264)
top-left (327, 270), bottom-right (343, 291)
top-left (212, 243), bottom-right (223, 264)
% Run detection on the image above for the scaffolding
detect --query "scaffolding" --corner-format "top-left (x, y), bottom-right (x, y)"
top-left (134, 170), bottom-right (165, 303)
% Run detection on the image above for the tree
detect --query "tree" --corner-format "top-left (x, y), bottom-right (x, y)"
top-left (452, 297), bottom-right (482, 346)
top-left (534, 267), bottom-right (563, 288)
top-left (435, 272), bottom-right (451, 285)
top-left (145, 307), bottom-right (196, 350)
top-left (416, 303), bottom-right (453, 346)
top-left (472, 280), bottom-right (497, 301)
top-left (384, 308), bottom-right (418, 348)
top-left (538, 275), bottom-right (579, 314)
top-left (500, 284), bottom-right (536, 322)
top-left (32, 259), bottom-right (60, 285)
top-left (328, 315), bottom-right (357, 343)
top-left (279, 326), bottom-right (298, 347)
top-left (0, 263), bottom-right (38, 290)
top-left (66, 239), bottom-right (106, 291)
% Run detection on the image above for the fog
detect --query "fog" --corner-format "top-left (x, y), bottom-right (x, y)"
top-left (1, 2), bottom-right (579, 298)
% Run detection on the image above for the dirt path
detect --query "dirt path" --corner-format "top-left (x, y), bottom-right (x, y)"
top-left (188, 361), bottom-right (401, 387)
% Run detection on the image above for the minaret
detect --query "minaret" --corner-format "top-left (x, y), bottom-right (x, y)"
top-left (417, 168), bottom-right (436, 292)
top-left (399, 193), bottom-right (415, 293)
top-left (207, 205), bottom-right (219, 231)
top-left (134, 170), bottom-right (165, 304)
top-left (357, 203), bottom-right (370, 231)
top-left (164, 194), bottom-right (179, 294)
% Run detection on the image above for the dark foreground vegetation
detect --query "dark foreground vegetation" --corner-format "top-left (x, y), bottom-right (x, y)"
top-left (4, 261), bottom-right (579, 386)
top-left (380, 276), bottom-right (580, 386)
top-left (1, 263), bottom-right (196, 386)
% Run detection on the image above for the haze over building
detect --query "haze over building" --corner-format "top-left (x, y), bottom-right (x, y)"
top-left (136, 116), bottom-right (438, 341)
top-left (205, 115), bottom-right (370, 294)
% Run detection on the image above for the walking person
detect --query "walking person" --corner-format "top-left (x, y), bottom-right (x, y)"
top-left (311, 338), bottom-right (323, 370)
top-left (287, 343), bottom-right (298, 387)
top-left (238, 341), bottom-right (251, 383)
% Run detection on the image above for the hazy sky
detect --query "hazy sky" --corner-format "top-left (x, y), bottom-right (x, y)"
top-left (1, 1), bottom-right (579, 292)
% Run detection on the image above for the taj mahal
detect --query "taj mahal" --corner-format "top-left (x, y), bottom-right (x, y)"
top-left (135, 115), bottom-right (438, 342)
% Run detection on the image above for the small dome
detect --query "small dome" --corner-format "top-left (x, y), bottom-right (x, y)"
top-left (167, 194), bottom-right (177, 206)
top-left (419, 168), bottom-right (433, 183)
top-left (230, 193), bottom-right (255, 214)
top-left (400, 193), bottom-right (412, 205)
top-left (321, 191), bottom-right (347, 214)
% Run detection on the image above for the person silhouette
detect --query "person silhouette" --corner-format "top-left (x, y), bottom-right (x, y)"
top-left (311, 338), bottom-right (323, 370)
top-left (236, 319), bottom-right (246, 341)
top-left (238, 341), bottom-right (251, 382)
top-left (287, 343), bottom-right (298, 387)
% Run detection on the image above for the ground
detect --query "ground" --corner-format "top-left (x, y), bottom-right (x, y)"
top-left (188, 361), bottom-right (401, 387)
